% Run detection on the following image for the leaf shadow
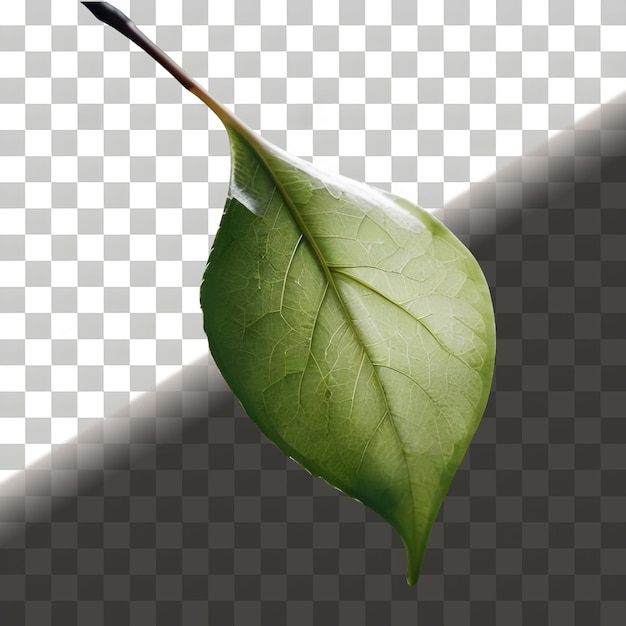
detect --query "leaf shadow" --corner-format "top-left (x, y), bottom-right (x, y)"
top-left (1, 92), bottom-right (625, 613)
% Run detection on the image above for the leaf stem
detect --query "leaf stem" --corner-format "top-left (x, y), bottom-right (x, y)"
top-left (81, 1), bottom-right (254, 141)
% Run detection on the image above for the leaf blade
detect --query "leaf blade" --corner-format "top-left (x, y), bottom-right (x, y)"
top-left (201, 128), bottom-right (495, 586)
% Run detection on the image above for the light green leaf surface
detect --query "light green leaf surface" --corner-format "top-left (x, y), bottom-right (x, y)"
top-left (201, 127), bottom-right (496, 585)
top-left (80, 1), bottom-right (495, 585)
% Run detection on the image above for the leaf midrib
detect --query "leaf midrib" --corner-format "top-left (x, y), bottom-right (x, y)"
top-left (232, 128), bottom-right (418, 545)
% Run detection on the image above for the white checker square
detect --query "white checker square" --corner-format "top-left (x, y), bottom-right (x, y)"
top-left (130, 288), bottom-right (157, 313)
top-left (338, 77), bottom-right (365, 103)
top-left (77, 339), bottom-right (104, 365)
top-left (339, 26), bottom-right (365, 52)
top-left (574, 0), bottom-right (601, 25)
top-left (77, 182), bottom-right (104, 209)
top-left (549, 26), bottom-right (575, 52)
top-left (444, 26), bottom-right (471, 52)
top-left (51, 104), bottom-right (78, 130)
top-left (522, 0), bottom-right (549, 26)
top-left (50, 365), bottom-right (77, 391)
top-left (444, 130), bottom-right (470, 157)
top-left (496, 129), bottom-right (523, 156)
top-left (522, 52), bottom-right (549, 78)
top-left (78, 286), bottom-right (106, 312)
top-left (78, 78), bottom-right (105, 104)
top-left (103, 364), bottom-right (130, 390)
top-left (129, 78), bottom-right (156, 104)
top-left (470, 155), bottom-right (497, 181)
top-left (0, 51), bottom-right (25, 77)
top-left (600, 27), bottom-right (626, 52)
top-left (417, 2), bottom-right (443, 25)
top-left (103, 207), bottom-right (130, 235)
top-left (417, 156), bottom-right (444, 183)
top-left (311, 1), bottom-right (337, 25)
top-left (470, 104), bottom-right (497, 130)
top-left (155, 207), bottom-right (182, 235)
top-left (104, 51), bottom-right (131, 78)
top-left (25, 25), bottom-right (52, 51)
top-left (548, 78), bottom-right (575, 104)
top-left (182, 26), bottom-right (209, 52)
top-left (103, 261), bottom-right (130, 288)
top-left (1, 261), bottom-right (25, 286)
top-left (155, 156), bottom-right (182, 182)
top-left (50, 417), bottom-right (78, 444)
top-left (261, 103), bottom-right (288, 130)
top-left (208, 207), bottom-right (224, 234)
top-left (391, 129), bottom-right (417, 157)
top-left (24, 443), bottom-right (51, 466)
top-left (77, 392), bottom-right (104, 418)
top-left (50, 156), bottom-right (77, 182)
top-left (365, 51), bottom-right (392, 77)
top-left (25, 77), bottom-right (51, 104)
top-left (181, 183), bottom-right (209, 210)
top-left (156, 0), bottom-right (182, 24)
top-left (391, 26), bottom-right (419, 52)
top-left (469, 0), bottom-right (495, 24)
top-left (129, 339), bottom-right (156, 366)
top-left (24, 183), bottom-right (51, 210)
top-left (103, 313), bottom-right (130, 339)
top-left (522, 104), bottom-right (550, 130)
top-left (0, 157), bottom-right (25, 183)
top-left (416, 52), bottom-right (444, 78)
top-left (0, 367), bottom-right (21, 396)
top-left (495, 26), bottom-right (522, 52)
top-left (313, 52), bottom-right (339, 78)
top-left (416, 104), bottom-right (443, 131)
top-left (156, 104), bottom-right (183, 130)
top-left (339, 130), bottom-right (365, 157)
top-left (208, 1), bottom-right (234, 26)
top-left (25, 287), bottom-right (51, 313)
top-left (364, 104), bottom-right (391, 130)
top-left (49, 261), bottom-right (77, 288)
top-left (312, 104), bottom-right (339, 130)
top-left (287, 129), bottom-right (314, 156)
top-left (469, 52), bottom-right (496, 78)
top-left (129, 182), bottom-right (156, 209)
top-left (104, 156), bottom-right (130, 181)
top-left (77, 26), bottom-right (104, 52)
top-left (25, 392), bottom-right (52, 419)
top-left (77, 130), bottom-right (104, 156)
top-left (0, 314), bottom-right (25, 340)
top-left (365, 0), bottom-right (391, 25)
top-left (261, 51), bottom-right (287, 77)
top-left (235, 78), bottom-right (261, 104)
top-left (443, 78), bottom-right (470, 104)
top-left (51, 51), bottom-right (78, 78)
top-left (24, 339), bottom-right (51, 365)
top-left (234, 26), bottom-right (261, 52)
top-left (25, 235), bottom-right (52, 261)
top-left (391, 77), bottom-right (418, 103)
top-left (155, 313), bottom-right (182, 339)
top-left (287, 77), bottom-right (313, 103)
top-left (0, 104), bottom-right (25, 130)
top-left (573, 51), bottom-right (601, 79)
top-left (286, 26), bottom-right (313, 52)
top-left (155, 261), bottom-right (182, 287)
top-left (496, 78), bottom-right (522, 104)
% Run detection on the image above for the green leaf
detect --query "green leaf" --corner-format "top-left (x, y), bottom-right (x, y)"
top-left (201, 126), bottom-right (496, 585)
top-left (82, 2), bottom-right (496, 586)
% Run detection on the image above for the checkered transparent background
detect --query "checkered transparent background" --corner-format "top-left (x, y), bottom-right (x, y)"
top-left (1, 0), bottom-right (625, 624)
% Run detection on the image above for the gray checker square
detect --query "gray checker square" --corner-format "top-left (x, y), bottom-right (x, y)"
top-left (1, 0), bottom-right (625, 625)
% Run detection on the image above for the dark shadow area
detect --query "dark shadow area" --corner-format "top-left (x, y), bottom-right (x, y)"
top-left (1, 94), bottom-right (625, 625)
